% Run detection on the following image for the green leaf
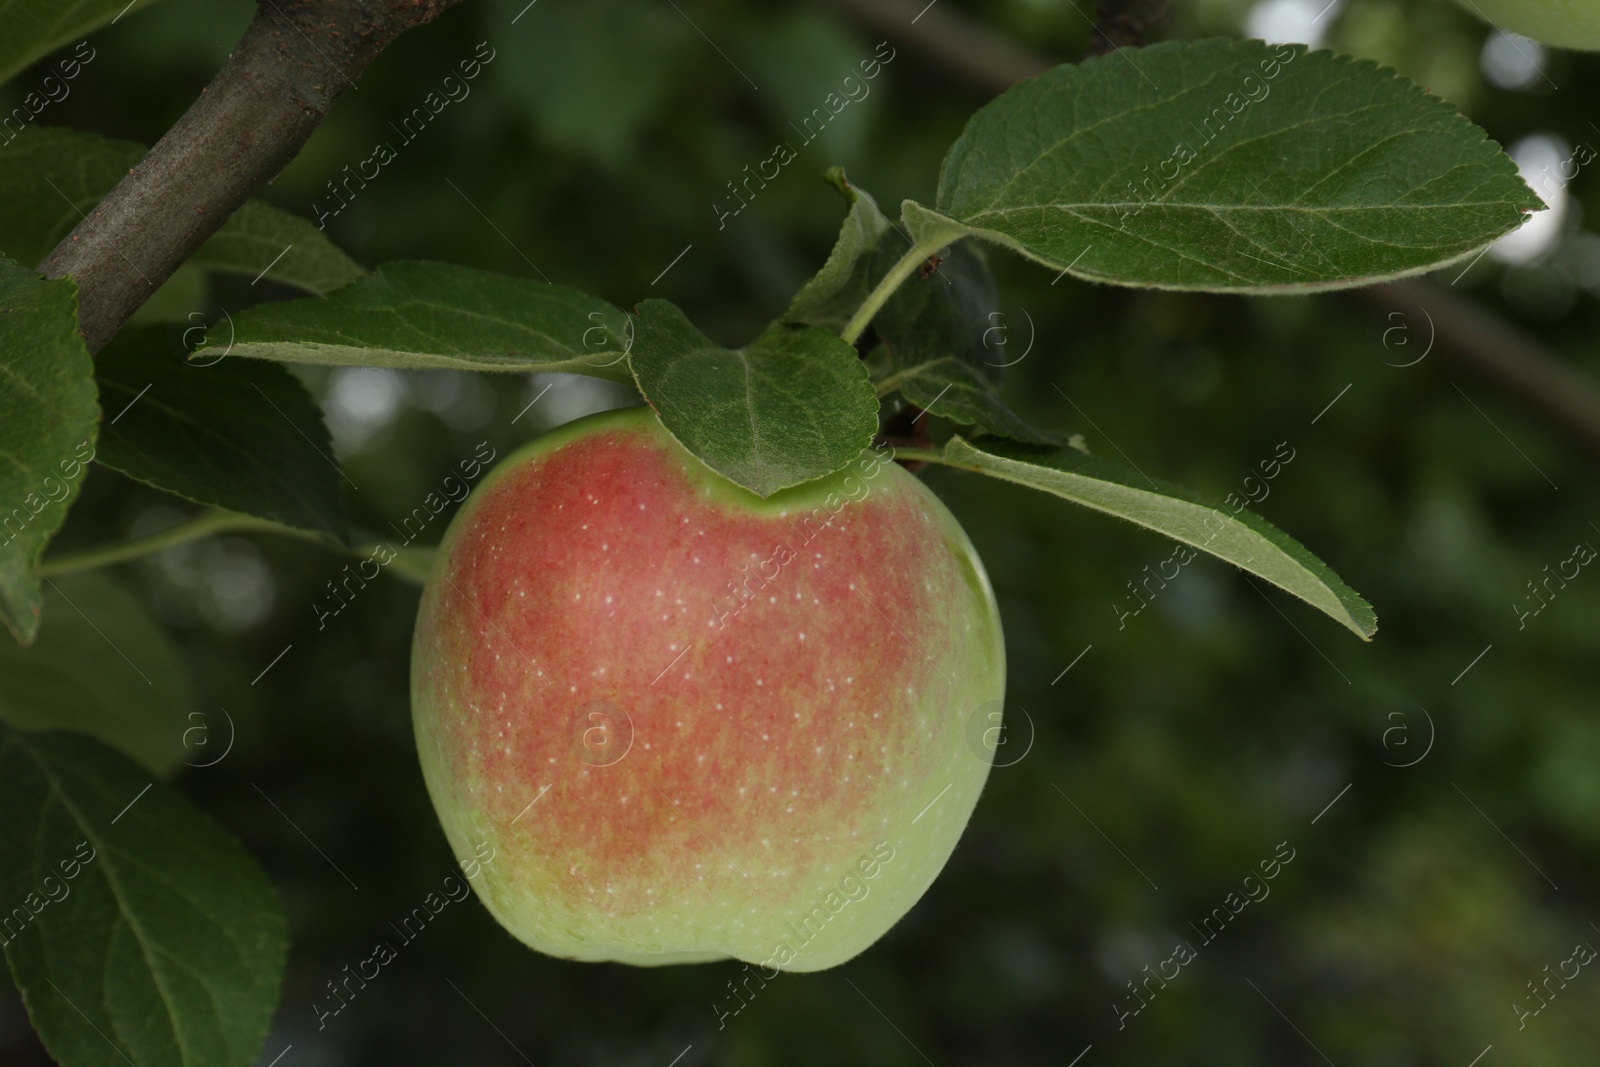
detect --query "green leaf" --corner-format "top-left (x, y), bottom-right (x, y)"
top-left (186, 201), bottom-right (365, 296)
top-left (0, 572), bottom-right (190, 775)
top-left (0, 126), bottom-right (359, 294)
top-left (0, 722), bottom-right (286, 1067)
top-left (785, 167), bottom-right (893, 331)
top-left (0, 259), bottom-right (98, 647)
top-left (627, 300), bottom-right (879, 496)
top-left (898, 365), bottom-right (1053, 445)
top-left (127, 265), bottom-right (207, 326)
top-left (932, 435), bottom-right (1377, 639)
top-left (873, 235), bottom-right (998, 372)
top-left (786, 174), bottom-right (1050, 443)
top-left (0, 4), bottom-right (139, 86)
top-left (869, 237), bottom-right (1055, 444)
top-left (95, 328), bottom-right (347, 540)
top-left (0, 127), bottom-right (141, 264)
top-left (229, 260), bottom-right (636, 381)
top-left (925, 39), bottom-right (1540, 293)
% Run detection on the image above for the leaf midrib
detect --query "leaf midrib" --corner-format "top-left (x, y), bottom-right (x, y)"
top-left (256, 294), bottom-right (579, 354)
top-left (10, 737), bottom-right (273, 1065)
top-left (966, 200), bottom-right (1520, 220)
top-left (98, 376), bottom-right (334, 531)
top-left (17, 741), bottom-right (192, 1065)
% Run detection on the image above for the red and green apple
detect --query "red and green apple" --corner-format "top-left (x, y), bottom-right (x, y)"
top-left (411, 405), bottom-right (1005, 972)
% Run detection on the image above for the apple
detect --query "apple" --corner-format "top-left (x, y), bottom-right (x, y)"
top-left (1451, 0), bottom-right (1600, 51)
top-left (410, 405), bottom-right (1005, 972)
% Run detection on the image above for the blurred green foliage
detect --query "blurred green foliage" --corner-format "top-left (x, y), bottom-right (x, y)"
top-left (4, 0), bottom-right (1599, 1063)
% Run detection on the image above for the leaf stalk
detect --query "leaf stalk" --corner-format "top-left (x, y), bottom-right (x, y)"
top-left (841, 238), bottom-right (947, 347)
top-left (38, 509), bottom-right (434, 584)
top-left (39, 510), bottom-right (303, 575)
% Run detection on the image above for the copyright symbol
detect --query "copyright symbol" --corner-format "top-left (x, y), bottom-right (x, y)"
top-left (1378, 308), bottom-right (1433, 368)
top-left (981, 306), bottom-right (1035, 368)
top-left (184, 307), bottom-right (235, 367)
top-left (581, 311), bottom-right (633, 369)
top-left (182, 706), bottom-right (236, 768)
top-left (571, 699), bottom-right (633, 767)
top-left (1379, 706), bottom-right (1435, 768)
top-left (962, 698), bottom-right (1034, 768)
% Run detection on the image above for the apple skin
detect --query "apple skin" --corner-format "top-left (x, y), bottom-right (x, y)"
top-left (411, 405), bottom-right (1005, 972)
top-left (1452, 0), bottom-right (1600, 50)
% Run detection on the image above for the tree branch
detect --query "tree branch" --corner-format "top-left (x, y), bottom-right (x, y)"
top-left (816, 0), bottom-right (1048, 97)
top-left (1088, 0), bottom-right (1168, 55)
top-left (37, 0), bottom-right (464, 353)
top-left (1361, 280), bottom-right (1600, 459)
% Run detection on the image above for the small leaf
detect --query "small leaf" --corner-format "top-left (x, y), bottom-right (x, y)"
top-left (95, 328), bottom-right (347, 540)
top-left (0, 722), bottom-right (286, 1067)
top-left (785, 167), bottom-right (893, 331)
top-left (870, 238), bottom-right (1055, 444)
top-left (627, 300), bottom-right (879, 496)
top-left (935, 435), bottom-right (1376, 639)
top-left (873, 236), bottom-right (998, 372)
top-left (187, 201), bottom-right (364, 296)
top-left (0, 572), bottom-right (191, 774)
top-left (0, 7), bottom-right (133, 86)
top-left (0, 259), bottom-right (98, 646)
top-left (128, 265), bottom-right (207, 326)
top-left (788, 178), bottom-right (1051, 443)
top-left (229, 261), bottom-right (635, 381)
top-left (927, 39), bottom-right (1539, 292)
top-left (898, 366), bottom-right (1054, 445)
top-left (0, 126), bottom-right (130, 263)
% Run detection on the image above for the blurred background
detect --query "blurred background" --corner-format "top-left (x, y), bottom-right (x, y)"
top-left (3, 0), bottom-right (1599, 1063)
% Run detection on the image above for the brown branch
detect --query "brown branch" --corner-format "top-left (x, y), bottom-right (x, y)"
top-left (816, 0), bottom-right (1049, 97)
top-left (1088, 0), bottom-right (1168, 55)
top-left (818, 0), bottom-right (1600, 464)
top-left (1362, 279), bottom-right (1600, 459)
top-left (37, 0), bottom-right (464, 353)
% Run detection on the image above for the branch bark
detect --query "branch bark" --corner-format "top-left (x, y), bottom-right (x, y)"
top-left (1362, 280), bottom-right (1600, 459)
top-left (37, 0), bottom-right (464, 353)
top-left (817, 0), bottom-right (1049, 97)
top-left (1088, 0), bottom-right (1168, 55)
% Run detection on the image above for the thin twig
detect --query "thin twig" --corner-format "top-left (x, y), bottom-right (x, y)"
top-left (39, 507), bottom-right (436, 583)
top-left (39, 510), bottom-right (317, 575)
top-left (38, 0), bottom-right (465, 353)
top-left (816, 0), bottom-right (1049, 96)
top-left (1361, 279), bottom-right (1600, 460)
top-left (1088, 0), bottom-right (1168, 55)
